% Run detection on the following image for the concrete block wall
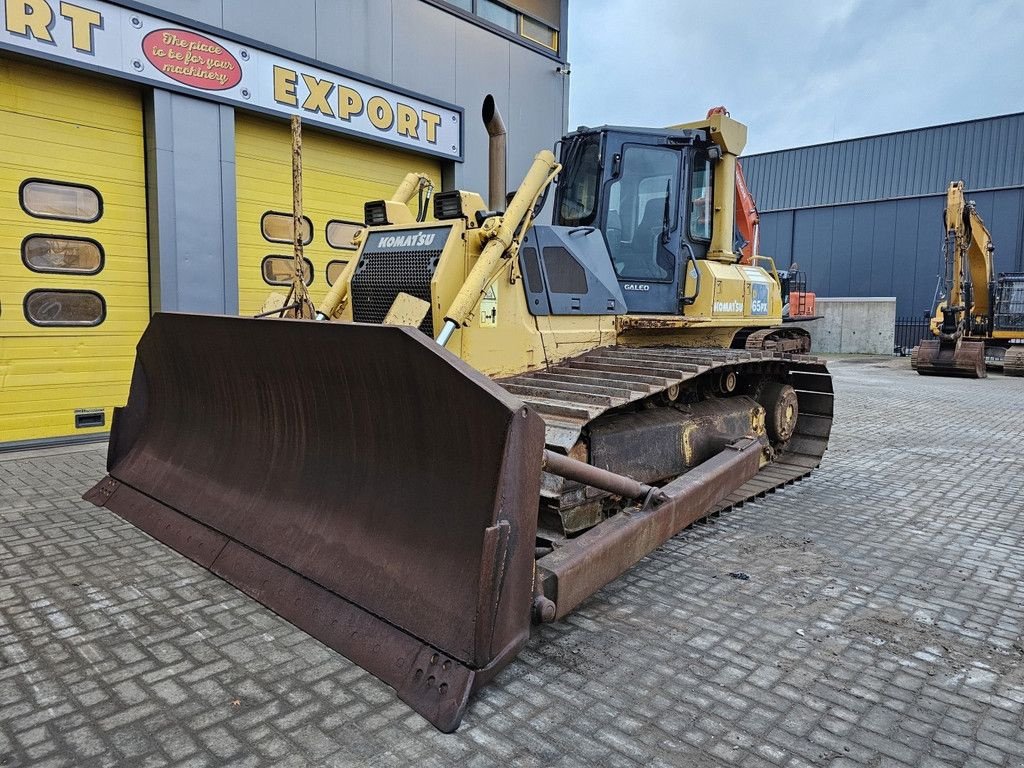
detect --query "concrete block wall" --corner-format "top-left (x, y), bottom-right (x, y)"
top-left (794, 297), bottom-right (896, 354)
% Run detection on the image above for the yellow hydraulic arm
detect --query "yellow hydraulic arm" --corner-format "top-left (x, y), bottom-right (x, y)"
top-left (436, 150), bottom-right (560, 346)
top-left (931, 181), bottom-right (995, 336)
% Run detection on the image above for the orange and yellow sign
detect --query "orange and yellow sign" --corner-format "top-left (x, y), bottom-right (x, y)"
top-left (142, 29), bottom-right (242, 91)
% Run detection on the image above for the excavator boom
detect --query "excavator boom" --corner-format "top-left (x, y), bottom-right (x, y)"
top-left (916, 181), bottom-right (995, 378)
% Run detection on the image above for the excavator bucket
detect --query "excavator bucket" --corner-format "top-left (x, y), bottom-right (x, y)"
top-left (915, 338), bottom-right (987, 378)
top-left (84, 312), bottom-right (547, 732)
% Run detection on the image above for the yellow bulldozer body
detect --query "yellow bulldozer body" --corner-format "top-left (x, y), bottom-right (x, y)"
top-left (85, 110), bottom-right (834, 732)
top-left (324, 215), bottom-right (785, 378)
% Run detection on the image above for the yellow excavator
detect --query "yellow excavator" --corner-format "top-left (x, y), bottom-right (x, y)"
top-left (913, 181), bottom-right (1024, 377)
top-left (85, 107), bottom-right (833, 731)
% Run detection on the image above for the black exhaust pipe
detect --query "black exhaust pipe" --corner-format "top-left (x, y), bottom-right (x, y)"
top-left (482, 94), bottom-right (507, 211)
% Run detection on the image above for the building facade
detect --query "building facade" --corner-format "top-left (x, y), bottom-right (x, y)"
top-left (742, 113), bottom-right (1024, 318)
top-left (0, 0), bottom-right (569, 448)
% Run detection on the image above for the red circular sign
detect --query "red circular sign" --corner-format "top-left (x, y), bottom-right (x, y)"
top-left (143, 28), bottom-right (242, 91)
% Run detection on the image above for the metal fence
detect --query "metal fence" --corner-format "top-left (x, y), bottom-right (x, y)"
top-left (994, 272), bottom-right (1024, 332)
top-left (894, 315), bottom-right (931, 355)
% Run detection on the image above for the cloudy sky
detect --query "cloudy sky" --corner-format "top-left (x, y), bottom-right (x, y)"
top-left (567, 0), bottom-right (1024, 154)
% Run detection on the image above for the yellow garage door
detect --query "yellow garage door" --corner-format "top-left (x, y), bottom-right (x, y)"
top-left (235, 114), bottom-right (441, 314)
top-left (0, 57), bottom-right (148, 446)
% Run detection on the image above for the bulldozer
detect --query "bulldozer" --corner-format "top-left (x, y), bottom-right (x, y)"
top-left (913, 181), bottom-right (1024, 377)
top-left (85, 106), bottom-right (834, 731)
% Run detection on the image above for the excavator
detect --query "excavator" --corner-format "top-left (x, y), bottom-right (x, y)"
top-left (84, 106), bottom-right (833, 731)
top-left (913, 181), bottom-right (1024, 377)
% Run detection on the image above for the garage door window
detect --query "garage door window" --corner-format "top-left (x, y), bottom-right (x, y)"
top-left (24, 289), bottom-right (106, 326)
top-left (262, 212), bottom-right (313, 245)
top-left (22, 235), bottom-right (104, 274)
top-left (326, 220), bottom-right (364, 251)
top-left (262, 256), bottom-right (313, 285)
top-left (326, 260), bottom-right (349, 285)
top-left (20, 179), bottom-right (102, 222)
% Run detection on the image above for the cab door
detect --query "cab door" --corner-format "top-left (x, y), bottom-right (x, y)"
top-left (601, 141), bottom-right (682, 313)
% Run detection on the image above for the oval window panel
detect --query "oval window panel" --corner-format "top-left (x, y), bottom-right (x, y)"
top-left (22, 236), bottom-right (104, 274)
top-left (24, 289), bottom-right (106, 326)
top-left (326, 260), bottom-right (349, 286)
top-left (21, 180), bottom-right (102, 222)
top-left (261, 256), bottom-right (313, 286)
top-left (262, 212), bottom-right (313, 245)
top-left (326, 220), bottom-right (364, 250)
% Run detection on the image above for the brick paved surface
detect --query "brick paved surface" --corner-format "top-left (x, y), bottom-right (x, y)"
top-left (1, 358), bottom-right (1023, 767)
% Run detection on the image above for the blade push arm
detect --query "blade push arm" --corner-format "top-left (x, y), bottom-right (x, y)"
top-left (437, 150), bottom-right (561, 346)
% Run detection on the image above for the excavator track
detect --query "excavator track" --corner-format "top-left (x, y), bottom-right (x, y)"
top-left (501, 345), bottom-right (833, 522)
top-left (1005, 347), bottom-right (1024, 377)
top-left (744, 326), bottom-right (813, 354)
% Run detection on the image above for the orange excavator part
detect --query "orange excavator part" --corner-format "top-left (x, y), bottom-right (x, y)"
top-left (734, 160), bottom-right (759, 264)
top-left (788, 291), bottom-right (817, 319)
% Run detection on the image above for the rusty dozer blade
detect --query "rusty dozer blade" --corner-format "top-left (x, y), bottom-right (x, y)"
top-left (915, 338), bottom-right (986, 378)
top-left (84, 312), bottom-right (546, 732)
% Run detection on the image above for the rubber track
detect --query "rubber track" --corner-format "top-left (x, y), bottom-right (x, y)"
top-left (499, 346), bottom-right (834, 517)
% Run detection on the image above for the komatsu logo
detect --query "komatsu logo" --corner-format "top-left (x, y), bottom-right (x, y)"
top-left (713, 300), bottom-right (743, 313)
top-left (377, 232), bottom-right (437, 248)
top-left (623, 283), bottom-right (650, 292)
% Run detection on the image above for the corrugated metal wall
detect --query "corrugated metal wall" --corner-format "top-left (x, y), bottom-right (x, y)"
top-left (743, 113), bottom-right (1024, 316)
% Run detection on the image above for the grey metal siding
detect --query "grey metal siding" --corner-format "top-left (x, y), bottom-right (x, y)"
top-left (760, 189), bottom-right (1024, 316)
top-left (393, 0), bottom-right (457, 103)
top-left (145, 92), bottom-right (238, 315)
top-left (746, 112), bottom-right (1024, 319)
top-left (314, 1), bottom-right (395, 83)
top-left (221, 0), bottom-right (317, 58)
top-left (744, 112), bottom-right (1024, 211)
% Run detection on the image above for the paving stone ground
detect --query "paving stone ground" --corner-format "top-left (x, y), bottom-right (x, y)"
top-left (1, 357), bottom-right (1023, 767)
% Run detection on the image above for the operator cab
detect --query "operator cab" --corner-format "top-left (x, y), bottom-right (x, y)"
top-left (553, 126), bottom-right (718, 314)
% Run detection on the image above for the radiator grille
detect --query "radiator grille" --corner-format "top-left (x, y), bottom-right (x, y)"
top-left (351, 246), bottom-right (441, 335)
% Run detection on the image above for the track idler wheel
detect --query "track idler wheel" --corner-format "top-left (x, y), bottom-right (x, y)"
top-left (756, 382), bottom-right (799, 443)
top-left (717, 370), bottom-right (738, 394)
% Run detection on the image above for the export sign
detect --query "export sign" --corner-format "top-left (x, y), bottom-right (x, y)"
top-left (0, 0), bottom-right (463, 159)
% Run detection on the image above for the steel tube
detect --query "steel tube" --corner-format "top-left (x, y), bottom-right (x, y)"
top-left (436, 319), bottom-right (457, 347)
top-left (536, 437), bottom-right (764, 621)
top-left (542, 449), bottom-right (659, 501)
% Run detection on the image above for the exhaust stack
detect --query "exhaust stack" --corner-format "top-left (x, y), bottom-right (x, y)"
top-left (482, 94), bottom-right (507, 210)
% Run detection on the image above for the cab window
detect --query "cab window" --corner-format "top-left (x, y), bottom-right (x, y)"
top-left (689, 150), bottom-right (714, 241)
top-left (557, 134), bottom-right (601, 226)
top-left (604, 145), bottom-right (679, 280)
